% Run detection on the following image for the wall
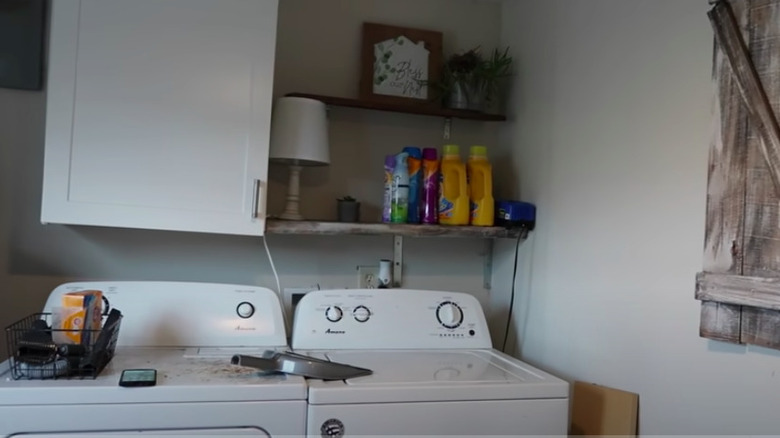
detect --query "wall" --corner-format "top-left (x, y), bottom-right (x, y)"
top-left (495, 0), bottom-right (780, 435)
top-left (0, 0), bottom-right (506, 357)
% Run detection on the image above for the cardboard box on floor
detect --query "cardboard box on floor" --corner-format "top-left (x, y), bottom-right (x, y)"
top-left (570, 381), bottom-right (639, 436)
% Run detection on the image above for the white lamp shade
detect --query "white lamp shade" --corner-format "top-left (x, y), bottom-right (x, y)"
top-left (269, 97), bottom-right (330, 166)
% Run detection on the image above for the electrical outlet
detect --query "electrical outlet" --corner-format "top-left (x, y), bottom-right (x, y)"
top-left (357, 265), bottom-right (380, 288)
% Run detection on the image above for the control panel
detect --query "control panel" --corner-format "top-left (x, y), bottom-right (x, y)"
top-left (291, 289), bottom-right (492, 350)
top-left (45, 281), bottom-right (288, 348)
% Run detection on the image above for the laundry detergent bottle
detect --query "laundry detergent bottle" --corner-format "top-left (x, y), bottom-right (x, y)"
top-left (438, 144), bottom-right (469, 225)
top-left (467, 145), bottom-right (494, 226)
top-left (402, 146), bottom-right (423, 224)
top-left (421, 147), bottom-right (439, 224)
top-left (391, 152), bottom-right (410, 223)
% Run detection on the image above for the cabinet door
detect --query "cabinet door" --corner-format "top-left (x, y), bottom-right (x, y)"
top-left (41, 0), bottom-right (278, 236)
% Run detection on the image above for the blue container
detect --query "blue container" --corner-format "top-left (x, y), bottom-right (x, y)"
top-left (495, 200), bottom-right (536, 230)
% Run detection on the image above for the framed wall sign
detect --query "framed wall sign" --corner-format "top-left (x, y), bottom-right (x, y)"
top-left (360, 22), bottom-right (442, 107)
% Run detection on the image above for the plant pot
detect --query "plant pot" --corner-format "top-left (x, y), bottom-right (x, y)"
top-left (446, 81), bottom-right (485, 112)
top-left (337, 200), bottom-right (360, 222)
top-left (447, 82), bottom-right (470, 110)
top-left (466, 87), bottom-right (485, 112)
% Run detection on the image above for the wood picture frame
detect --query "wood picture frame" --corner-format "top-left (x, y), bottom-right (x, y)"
top-left (359, 22), bottom-right (442, 107)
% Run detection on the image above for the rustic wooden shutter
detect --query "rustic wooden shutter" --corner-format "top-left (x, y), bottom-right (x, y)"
top-left (697, 0), bottom-right (780, 349)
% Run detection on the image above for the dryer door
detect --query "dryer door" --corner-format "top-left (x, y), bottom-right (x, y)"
top-left (1, 400), bottom-right (305, 437)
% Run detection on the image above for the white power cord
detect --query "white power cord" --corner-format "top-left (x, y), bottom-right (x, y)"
top-left (262, 235), bottom-right (287, 331)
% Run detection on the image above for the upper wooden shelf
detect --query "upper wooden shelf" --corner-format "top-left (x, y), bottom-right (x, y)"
top-left (286, 93), bottom-right (507, 122)
top-left (265, 220), bottom-right (526, 239)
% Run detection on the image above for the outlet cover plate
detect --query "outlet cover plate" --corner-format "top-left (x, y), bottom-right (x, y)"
top-left (357, 265), bottom-right (380, 288)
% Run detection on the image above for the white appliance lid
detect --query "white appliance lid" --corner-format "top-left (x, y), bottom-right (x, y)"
top-left (304, 349), bottom-right (569, 404)
top-left (0, 347), bottom-right (307, 405)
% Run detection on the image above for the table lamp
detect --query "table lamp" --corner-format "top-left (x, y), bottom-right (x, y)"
top-left (269, 97), bottom-right (330, 220)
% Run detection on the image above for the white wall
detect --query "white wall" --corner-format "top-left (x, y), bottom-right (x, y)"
top-left (496, 0), bottom-right (780, 435)
top-left (0, 0), bottom-right (506, 356)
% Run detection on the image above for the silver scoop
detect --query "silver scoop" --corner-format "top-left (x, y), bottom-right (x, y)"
top-left (231, 351), bottom-right (372, 380)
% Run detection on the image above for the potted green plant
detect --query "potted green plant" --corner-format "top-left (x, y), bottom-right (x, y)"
top-left (336, 196), bottom-right (360, 222)
top-left (433, 46), bottom-right (513, 112)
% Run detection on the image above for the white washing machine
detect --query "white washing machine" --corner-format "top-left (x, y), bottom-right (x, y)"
top-left (292, 289), bottom-right (569, 438)
top-left (0, 281), bottom-right (307, 437)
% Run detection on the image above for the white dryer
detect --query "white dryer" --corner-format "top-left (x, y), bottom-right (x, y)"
top-left (0, 281), bottom-right (307, 437)
top-left (292, 289), bottom-right (569, 438)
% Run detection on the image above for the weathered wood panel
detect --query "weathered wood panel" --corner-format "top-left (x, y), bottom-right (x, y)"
top-left (701, 302), bottom-right (743, 343)
top-left (737, 0), bottom-right (780, 348)
top-left (265, 219), bottom-right (527, 239)
top-left (700, 0), bottom-right (750, 343)
top-left (697, 272), bottom-right (780, 310)
top-left (710, 0), bottom-right (780, 192)
top-left (741, 307), bottom-right (780, 346)
top-left (701, 0), bottom-right (780, 350)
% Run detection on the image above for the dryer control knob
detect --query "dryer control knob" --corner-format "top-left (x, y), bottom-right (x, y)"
top-left (236, 302), bottom-right (255, 319)
top-left (436, 301), bottom-right (463, 329)
top-left (353, 305), bottom-right (371, 323)
top-left (325, 306), bottom-right (343, 322)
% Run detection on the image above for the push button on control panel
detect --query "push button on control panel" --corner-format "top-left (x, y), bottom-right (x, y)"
top-left (353, 305), bottom-right (371, 323)
top-left (325, 306), bottom-right (343, 322)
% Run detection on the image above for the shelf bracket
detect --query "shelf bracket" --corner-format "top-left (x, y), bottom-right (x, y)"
top-left (443, 117), bottom-right (452, 140)
top-left (393, 235), bottom-right (404, 287)
top-left (483, 239), bottom-right (494, 290)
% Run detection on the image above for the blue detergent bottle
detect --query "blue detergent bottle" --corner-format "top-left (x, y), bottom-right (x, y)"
top-left (402, 146), bottom-right (423, 223)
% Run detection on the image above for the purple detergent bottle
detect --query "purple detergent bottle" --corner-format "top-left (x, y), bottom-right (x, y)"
top-left (421, 147), bottom-right (439, 224)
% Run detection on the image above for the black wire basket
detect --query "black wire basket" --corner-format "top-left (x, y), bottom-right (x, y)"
top-left (5, 308), bottom-right (122, 380)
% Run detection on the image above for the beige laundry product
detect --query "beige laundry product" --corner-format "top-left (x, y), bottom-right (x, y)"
top-left (52, 290), bottom-right (103, 345)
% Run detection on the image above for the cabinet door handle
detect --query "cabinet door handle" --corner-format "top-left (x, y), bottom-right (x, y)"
top-left (252, 179), bottom-right (263, 219)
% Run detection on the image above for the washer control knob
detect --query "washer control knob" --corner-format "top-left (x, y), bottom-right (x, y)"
top-left (436, 301), bottom-right (463, 329)
top-left (353, 305), bottom-right (371, 323)
top-left (325, 306), bottom-right (343, 322)
top-left (236, 302), bottom-right (255, 319)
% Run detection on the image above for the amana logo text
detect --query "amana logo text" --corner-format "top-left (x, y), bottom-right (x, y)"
top-left (325, 328), bottom-right (345, 334)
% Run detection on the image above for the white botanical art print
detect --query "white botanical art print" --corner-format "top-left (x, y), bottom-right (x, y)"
top-left (373, 36), bottom-right (429, 100)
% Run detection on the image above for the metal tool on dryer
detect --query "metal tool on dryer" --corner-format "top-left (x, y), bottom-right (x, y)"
top-left (231, 351), bottom-right (372, 380)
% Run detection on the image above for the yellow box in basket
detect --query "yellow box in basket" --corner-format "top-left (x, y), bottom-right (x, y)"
top-left (55, 290), bottom-right (103, 345)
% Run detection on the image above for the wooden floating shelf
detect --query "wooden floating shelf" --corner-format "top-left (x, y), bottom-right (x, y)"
top-left (265, 220), bottom-right (526, 239)
top-left (286, 93), bottom-right (506, 122)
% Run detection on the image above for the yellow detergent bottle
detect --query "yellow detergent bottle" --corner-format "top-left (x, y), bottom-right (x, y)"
top-left (467, 145), bottom-right (494, 226)
top-left (438, 144), bottom-right (470, 225)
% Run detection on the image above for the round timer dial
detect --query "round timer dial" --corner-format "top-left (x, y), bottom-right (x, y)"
top-left (325, 306), bottom-right (343, 322)
top-left (436, 301), bottom-right (464, 329)
top-left (236, 302), bottom-right (255, 319)
top-left (353, 305), bottom-right (371, 323)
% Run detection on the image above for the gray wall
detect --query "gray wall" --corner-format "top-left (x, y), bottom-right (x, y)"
top-left (497, 0), bottom-right (780, 435)
top-left (0, 0), bottom-right (506, 356)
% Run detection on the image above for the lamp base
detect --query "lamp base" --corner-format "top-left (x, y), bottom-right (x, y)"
top-left (278, 211), bottom-right (304, 221)
top-left (279, 165), bottom-right (305, 221)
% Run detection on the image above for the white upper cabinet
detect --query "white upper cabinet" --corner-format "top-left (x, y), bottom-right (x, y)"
top-left (41, 0), bottom-right (278, 235)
